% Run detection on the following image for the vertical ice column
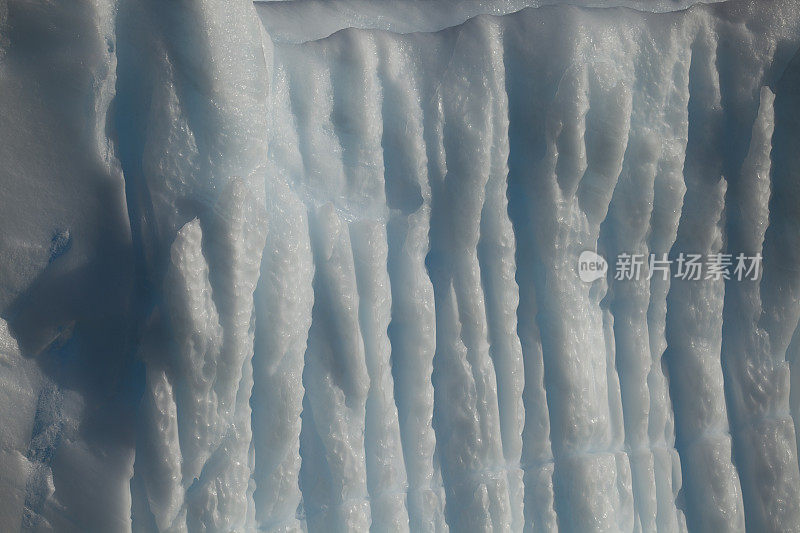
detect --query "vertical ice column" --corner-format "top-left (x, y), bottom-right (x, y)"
top-left (502, 12), bottom-right (559, 531)
top-left (641, 23), bottom-right (691, 533)
top-left (377, 33), bottom-right (448, 532)
top-left (474, 19), bottom-right (526, 533)
top-left (331, 30), bottom-right (408, 532)
top-left (663, 20), bottom-right (744, 532)
top-left (351, 220), bottom-right (409, 532)
top-left (194, 178), bottom-right (267, 531)
top-left (140, 218), bottom-right (221, 532)
top-left (721, 86), bottom-right (800, 531)
top-left (300, 205), bottom-right (371, 532)
top-left (138, 181), bottom-right (269, 533)
top-left (422, 17), bottom-right (513, 532)
top-left (710, 18), bottom-right (797, 531)
top-left (282, 44), bottom-right (372, 532)
top-left (600, 21), bottom-right (687, 533)
top-left (252, 61), bottom-right (315, 532)
top-left (128, 0), bottom-right (272, 530)
top-left (505, 8), bottom-right (636, 531)
top-left (352, 204), bottom-right (413, 521)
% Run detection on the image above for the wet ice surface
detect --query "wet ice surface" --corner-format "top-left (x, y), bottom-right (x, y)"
top-left (1, 0), bottom-right (800, 531)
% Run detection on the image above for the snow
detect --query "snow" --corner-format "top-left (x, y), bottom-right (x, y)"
top-left (2, 0), bottom-right (800, 531)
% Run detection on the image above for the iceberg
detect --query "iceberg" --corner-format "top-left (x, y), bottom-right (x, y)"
top-left (1, 0), bottom-right (800, 531)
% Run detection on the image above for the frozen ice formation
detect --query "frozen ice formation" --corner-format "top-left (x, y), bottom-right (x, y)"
top-left (1, 0), bottom-right (800, 531)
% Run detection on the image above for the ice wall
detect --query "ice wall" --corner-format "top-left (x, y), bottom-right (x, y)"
top-left (1, 0), bottom-right (800, 531)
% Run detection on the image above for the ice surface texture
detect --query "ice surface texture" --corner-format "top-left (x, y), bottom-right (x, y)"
top-left (1, 0), bottom-right (800, 531)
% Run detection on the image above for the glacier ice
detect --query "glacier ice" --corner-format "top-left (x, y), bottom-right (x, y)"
top-left (2, 0), bottom-right (800, 531)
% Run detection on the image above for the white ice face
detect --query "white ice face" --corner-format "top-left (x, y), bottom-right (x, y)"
top-left (1, 0), bottom-right (800, 531)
